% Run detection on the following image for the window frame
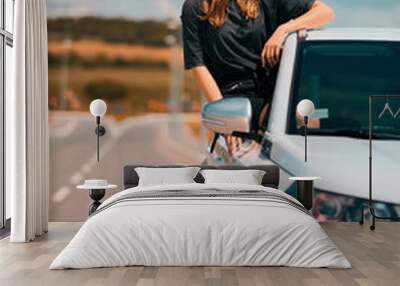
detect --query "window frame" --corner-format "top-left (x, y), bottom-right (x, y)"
top-left (0, 0), bottom-right (14, 231)
top-left (286, 40), bottom-right (307, 136)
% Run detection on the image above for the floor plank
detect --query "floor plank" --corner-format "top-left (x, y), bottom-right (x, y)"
top-left (0, 222), bottom-right (399, 286)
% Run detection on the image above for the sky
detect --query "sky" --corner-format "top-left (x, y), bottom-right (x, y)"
top-left (47, 0), bottom-right (400, 28)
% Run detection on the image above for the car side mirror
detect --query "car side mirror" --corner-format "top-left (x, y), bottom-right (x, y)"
top-left (202, 97), bottom-right (252, 135)
top-left (201, 97), bottom-right (261, 153)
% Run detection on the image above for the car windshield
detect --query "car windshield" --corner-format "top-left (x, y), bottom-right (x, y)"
top-left (288, 41), bottom-right (400, 140)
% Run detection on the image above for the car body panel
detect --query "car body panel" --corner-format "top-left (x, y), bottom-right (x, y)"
top-left (205, 28), bottom-right (400, 219)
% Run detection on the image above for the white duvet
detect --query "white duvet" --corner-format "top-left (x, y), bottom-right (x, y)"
top-left (50, 183), bottom-right (351, 269)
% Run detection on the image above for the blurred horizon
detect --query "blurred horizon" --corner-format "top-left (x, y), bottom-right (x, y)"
top-left (47, 0), bottom-right (400, 28)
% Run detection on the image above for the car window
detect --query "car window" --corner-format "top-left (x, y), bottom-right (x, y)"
top-left (288, 41), bottom-right (400, 139)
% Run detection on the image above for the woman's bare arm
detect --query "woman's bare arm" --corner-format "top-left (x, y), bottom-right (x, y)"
top-left (283, 0), bottom-right (335, 31)
top-left (262, 0), bottom-right (335, 67)
top-left (191, 66), bottom-right (241, 154)
top-left (191, 66), bottom-right (223, 102)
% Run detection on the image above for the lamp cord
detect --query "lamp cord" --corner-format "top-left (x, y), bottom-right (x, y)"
top-left (305, 116), bottom-right (308, 163)
top-left (97, 126), bottom-right (100, 162)
top-left (96, 116), bottom-right (100, 162)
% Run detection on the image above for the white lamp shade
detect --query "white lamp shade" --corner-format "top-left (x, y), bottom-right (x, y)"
top-left (297, 99), bottom-right (315, 117)
top-left (90, 99), bottom-right (107, 117)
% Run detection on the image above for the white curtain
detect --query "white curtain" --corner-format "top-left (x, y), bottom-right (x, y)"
top-left (8, 0), bottom-right (49, 242)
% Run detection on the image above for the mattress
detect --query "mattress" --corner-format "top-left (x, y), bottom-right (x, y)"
top-left (50, 183), bottom-right (351, 269)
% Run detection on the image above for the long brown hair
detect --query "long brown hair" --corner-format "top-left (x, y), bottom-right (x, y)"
top-left (202, 0), bottom-right (259, 28)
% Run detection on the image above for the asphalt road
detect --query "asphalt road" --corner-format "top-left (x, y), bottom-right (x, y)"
top-left (49, 112), bottom-right (206, 222)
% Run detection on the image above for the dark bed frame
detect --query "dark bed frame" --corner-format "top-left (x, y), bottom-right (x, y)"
top-left (123, 165), bottom-right (280, 190)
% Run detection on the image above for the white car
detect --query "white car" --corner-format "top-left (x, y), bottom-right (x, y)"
top-left (202, 28), bottom-right (400, 221)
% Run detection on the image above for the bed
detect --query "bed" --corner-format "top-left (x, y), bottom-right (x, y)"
top-left (50, 165), bottom-right (350, 269)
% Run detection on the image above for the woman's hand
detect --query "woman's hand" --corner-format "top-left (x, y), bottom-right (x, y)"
top-left (261, 26), bottom-right (288, 67)
top-left (224, 135), bottom-right (242, 155)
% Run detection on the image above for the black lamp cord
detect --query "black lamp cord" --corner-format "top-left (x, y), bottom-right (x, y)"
top-left (96, 116), bottom-right (100, 162)
top-left (304, 116), bottom-right (308, 163)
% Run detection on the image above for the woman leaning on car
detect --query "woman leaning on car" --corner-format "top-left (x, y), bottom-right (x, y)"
top-left (181, 0), bottom-right (334, 154)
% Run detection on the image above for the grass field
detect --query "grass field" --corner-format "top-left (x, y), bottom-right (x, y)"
top-left (48, 39), bottom-right (200, 113)
top-left (49, 66), bottom-right (200, 113)
top-left (48, 40), bottom-right (177, 63)
top-left (49, 67), bottom-right (168, 111)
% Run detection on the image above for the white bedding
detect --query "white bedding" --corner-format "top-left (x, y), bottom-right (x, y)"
top-left (50, 183), bottom-right (351, 269)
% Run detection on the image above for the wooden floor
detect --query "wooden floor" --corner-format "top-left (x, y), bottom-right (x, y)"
top-left (0, 222), bottom-right (399, 286)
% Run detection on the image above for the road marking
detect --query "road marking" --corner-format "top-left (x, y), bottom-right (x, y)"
top-left (70, 172), bottom-right (84, 185)
top-left (50, 113), bottom-right (205, 206)
top-left (49, 120), bottom-right (78, 139)
top-left (81, 163), bottom-right (92, 174)
top-left (52, 186), bottom-right (71, 203)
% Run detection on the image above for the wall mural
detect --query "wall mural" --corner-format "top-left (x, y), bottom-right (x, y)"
top-left (47, 0), bottom-right (400, 222)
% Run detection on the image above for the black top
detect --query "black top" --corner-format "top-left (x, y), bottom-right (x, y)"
top-left (181, 0), bottom-right (314, 94)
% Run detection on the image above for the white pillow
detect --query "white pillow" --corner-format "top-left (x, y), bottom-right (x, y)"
top-left (200, 169), bottom-right (266, 185)
top-left (135, 167), bottom-right (200, 186)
